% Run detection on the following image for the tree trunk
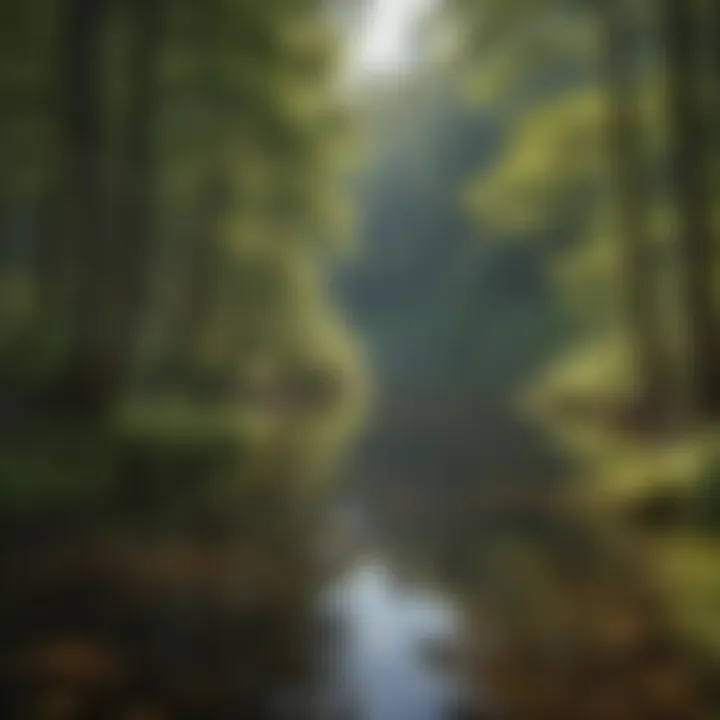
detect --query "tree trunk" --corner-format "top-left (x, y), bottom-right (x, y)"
top-left (60, 0), bottom-right (110, 413)
top-left (112, 0), bottom-right (164, 390)
top-left (664, 0), bottom-right (720, 420)
top-left (600, 0), bottom-right (669, 420)
top-left (179, 171), bottom-right (230, 374)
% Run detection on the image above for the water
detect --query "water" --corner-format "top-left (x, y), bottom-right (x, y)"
top-left (0, 491), bottom-right (706, 718)
top-left (319, 558), bottom-right (471, 720)
top-left (300, 495), bottom-right (707, 720)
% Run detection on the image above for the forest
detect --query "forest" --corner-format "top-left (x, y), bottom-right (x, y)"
top-left (0, 0), bottom-right (718, 718)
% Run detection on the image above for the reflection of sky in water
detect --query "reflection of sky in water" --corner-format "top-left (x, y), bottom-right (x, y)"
top-left (321, 560), bottom-right (464, 720)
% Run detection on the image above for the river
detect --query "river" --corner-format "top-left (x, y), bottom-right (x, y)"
top-left (317, 556), bottom-right (475, 720)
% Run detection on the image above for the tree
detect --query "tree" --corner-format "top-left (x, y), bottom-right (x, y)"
top-left (59, 0), bottom-right (110, 410)
top-left (599, 0), bottom-right (668, 419)
top-left (663, 0), bottom-right (720, 419)
top-left (0, 0), bottom-right (362, 496)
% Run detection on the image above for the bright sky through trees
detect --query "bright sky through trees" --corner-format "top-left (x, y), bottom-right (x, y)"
top-left (345, 0), bottom-right (439, 86)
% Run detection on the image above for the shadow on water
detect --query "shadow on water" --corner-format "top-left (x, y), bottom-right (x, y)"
top-left (349, 496), bottom-right (709, 720)
top-left (0, 456), bottom-right (712, 719)
top-left (0, 507), bottom-right (318, 718)
top-left (0, 344), bottom-right (711, 720)
top-left (0, 370), bottom-right (713, 720)
top-left (318, 380), bottom-right (713, 719)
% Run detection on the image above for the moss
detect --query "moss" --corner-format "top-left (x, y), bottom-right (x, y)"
top-left (527, 339), bottom-right (720, 673)
top-left (653, 532), bottom-right (720, 661)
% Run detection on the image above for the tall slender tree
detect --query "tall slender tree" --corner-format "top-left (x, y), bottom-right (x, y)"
top-left (61, 0), bottom-right (111, 411)
top-left (599, 0), bottom-right (668, 418)
top-left (664, 0), bottom-right (720, 419)
top-left (113, 0), bottom-right (164, 389)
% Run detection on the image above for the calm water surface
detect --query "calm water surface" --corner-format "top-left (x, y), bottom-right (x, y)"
top-left (318, 557), bottom-right (473, 720)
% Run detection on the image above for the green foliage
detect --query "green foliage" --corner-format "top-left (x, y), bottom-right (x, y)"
top-left (455, 0), bottom-right (720, 670)
top-left (0, 424), bottom-right (116, 512)
top-left (463, 87), bottom-right (606, 236)
top-left (0, 0), bottom-right (364, 521)
top-left (656, 532), bottom-right (720, 660)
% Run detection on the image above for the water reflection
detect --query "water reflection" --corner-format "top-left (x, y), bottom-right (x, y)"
top-left (0, 481), bottom-right (710, 719)
top-left (320, 558), bottom-right (470, 720)
top-left (0, 488), bottom-right (321, 719)
top-left (356, 490), bottom-right (708, 720)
